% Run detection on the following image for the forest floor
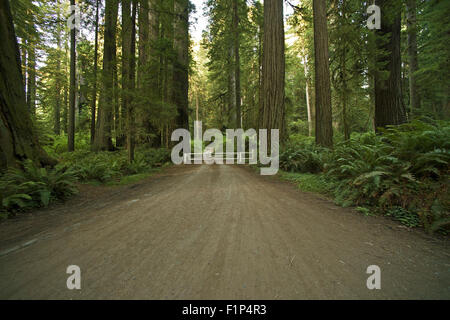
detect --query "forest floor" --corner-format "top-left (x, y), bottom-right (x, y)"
top-left (0, 164), bottom-right (449, 299)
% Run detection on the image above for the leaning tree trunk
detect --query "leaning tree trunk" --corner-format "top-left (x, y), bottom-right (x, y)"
top-left (313, 0), bottom-right (333, 148)
top-left (0, 0), bottom-right (56, 169)
top-left (406, 0), bottom-right (420, 117)
top-left (303, 54), bottom-right (313, 137)
top-left (259, 0), bottom-right (285, 142)
top-left (374, 0), bottom-right (406, 130)
top-left (173, 0), bottom-right (189, 130)
top-left (93, 0), bottom-right (118, 151)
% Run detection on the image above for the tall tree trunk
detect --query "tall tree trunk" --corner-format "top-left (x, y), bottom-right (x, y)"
top-left (26, 44), bottom-right (36, 115)
top-left (138, 0), bottom-right (148, 87)
top-left (93, 0), bottom-right (118, 151)
top-left (138, 0), bottom-right (149, 142)
top-left (21, 39), bottom-right (27, 89)
top-left (257, 21), bottom-right (262, 130)
top-left (120, 0), bottom-right (132, 148)
top-left (313, 0), bottom-right (333, 147)
top-left (0, 0), bottom-right (56, 169)
top-left (342, 84), bottom-right (349, 140)
top-left (90, 0), bottom-right (99, 144)
top-left (68, 0), bottom-right (76, 151)
top-left (195, 90), bottom-right (199, 122)
top-left (260, 0), bottom-right (285, 142)
top-left (62, 39), bottom-right (69, 134)
top-left (161, 1), bottom-right (174, 145)
top-left (113, 47), bottom-right (120, 147)
top-left (173, 0), bottom-right (189, 130)
top-left (228, 45), bottom-right (236, 127)
top-left (233, 0), bottom-right (241, 128)
top-left (138, 0), bottom-right (161, 146)
top-left (406, 0), bottom-right (420, 117)
top-left (341, 41), bottom-right (350, 140)
top-left (374, 0), bottom-right (406, 130)
top-left (54, 0), bottom-right (62, 135)
top-left (127, 0), bottom-right (137, 163)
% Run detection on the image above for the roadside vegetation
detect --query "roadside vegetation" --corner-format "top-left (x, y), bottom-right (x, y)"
top-left (279, 120), bottom-right (450, 234)
top-left (0, 132), bottom-right (171, 219)
top-left (1, 0), bottom-right (448, 238)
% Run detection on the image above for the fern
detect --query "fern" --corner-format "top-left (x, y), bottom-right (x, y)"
top-left (0, 160), bottom-right (78, 217)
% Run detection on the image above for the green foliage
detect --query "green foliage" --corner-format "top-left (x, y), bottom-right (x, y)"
top-left (280, 141), bottom-right (326, 173)
top-left (69, 153), bottom-right (118, 182)
top-left (58, 147), bottom-right (171, 183)
top-left (202, 0), bottom-right (261, 130)
top-left (415, 0), bottom-right (450, 118)
top-left (0, 145), bottom-right (171, 219)
top-left (138, 148), bottom-right (171, 166)
top-left (356, 207), bottom-right (372, 217)
top-left (386, 207), bottom-right (420, 228)
top-left (280, 172), bottom-right (331, 195)
top-left (283, 121), bottom-right (449, 233)
top-left (380, 120), bottom-right (450, 179)
top-left (45, 132), bottom-right (91, 156)
top-left (0, 160), bottom-right (78, 218)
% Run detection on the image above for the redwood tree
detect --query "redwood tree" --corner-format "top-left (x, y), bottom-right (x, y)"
top-left (406, 0), bottom-right (420, 116)
top-left (173, 0), bottom-right (189, 130)
top-left (233, 0), bottom-right (241, 128)
top-left (119, 0), bottom-right (133, 148)
top-left (0, 0), bottom-right (55, 169)
top-left (68, 0), bottom-right (76, 151)
top-left (93, 0), bottom-right (118, 151)
top-left (122, 0), bottom-right (137, 162)
top-left (313, 0), bottom-right (333, 147)
top-left (374, 0), bottom-right (406, 129)
top-left (259, 0), bottom-right (285, 141)
top-left (90, 0), bottom-right (100, 144)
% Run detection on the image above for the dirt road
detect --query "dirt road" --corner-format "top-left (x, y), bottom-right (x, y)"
top-left (0, 164), bottom-right (449, 299)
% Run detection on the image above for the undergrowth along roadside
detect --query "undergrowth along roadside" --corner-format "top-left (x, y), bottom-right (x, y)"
top-left (278, 120), bottom-right (449, 235)
top-left (0, 143), bottom-right (172, 219)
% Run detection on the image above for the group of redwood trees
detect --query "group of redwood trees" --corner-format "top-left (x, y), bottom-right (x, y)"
top-left (91, 0), bottom-right (190, 158)
top-left (0, 0), bottom-right (190, 169)
top-left (312, 0), bottom-right (408, 147)
top-left (206, 0), bottom-right (410, 148)
top-left (0, 0), bottom-right (419, 169)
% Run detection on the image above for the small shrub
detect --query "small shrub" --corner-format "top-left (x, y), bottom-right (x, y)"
top-left (125, 153), bottom-right (148, 174)
top-left (139, 148), bottom-right (171, 167)
top-left (280, 141), bottom-right (326, 173)
top-left (386, 206), bottom-right (421, 228)
top-left (0, 160), bottom-right (78, 217)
